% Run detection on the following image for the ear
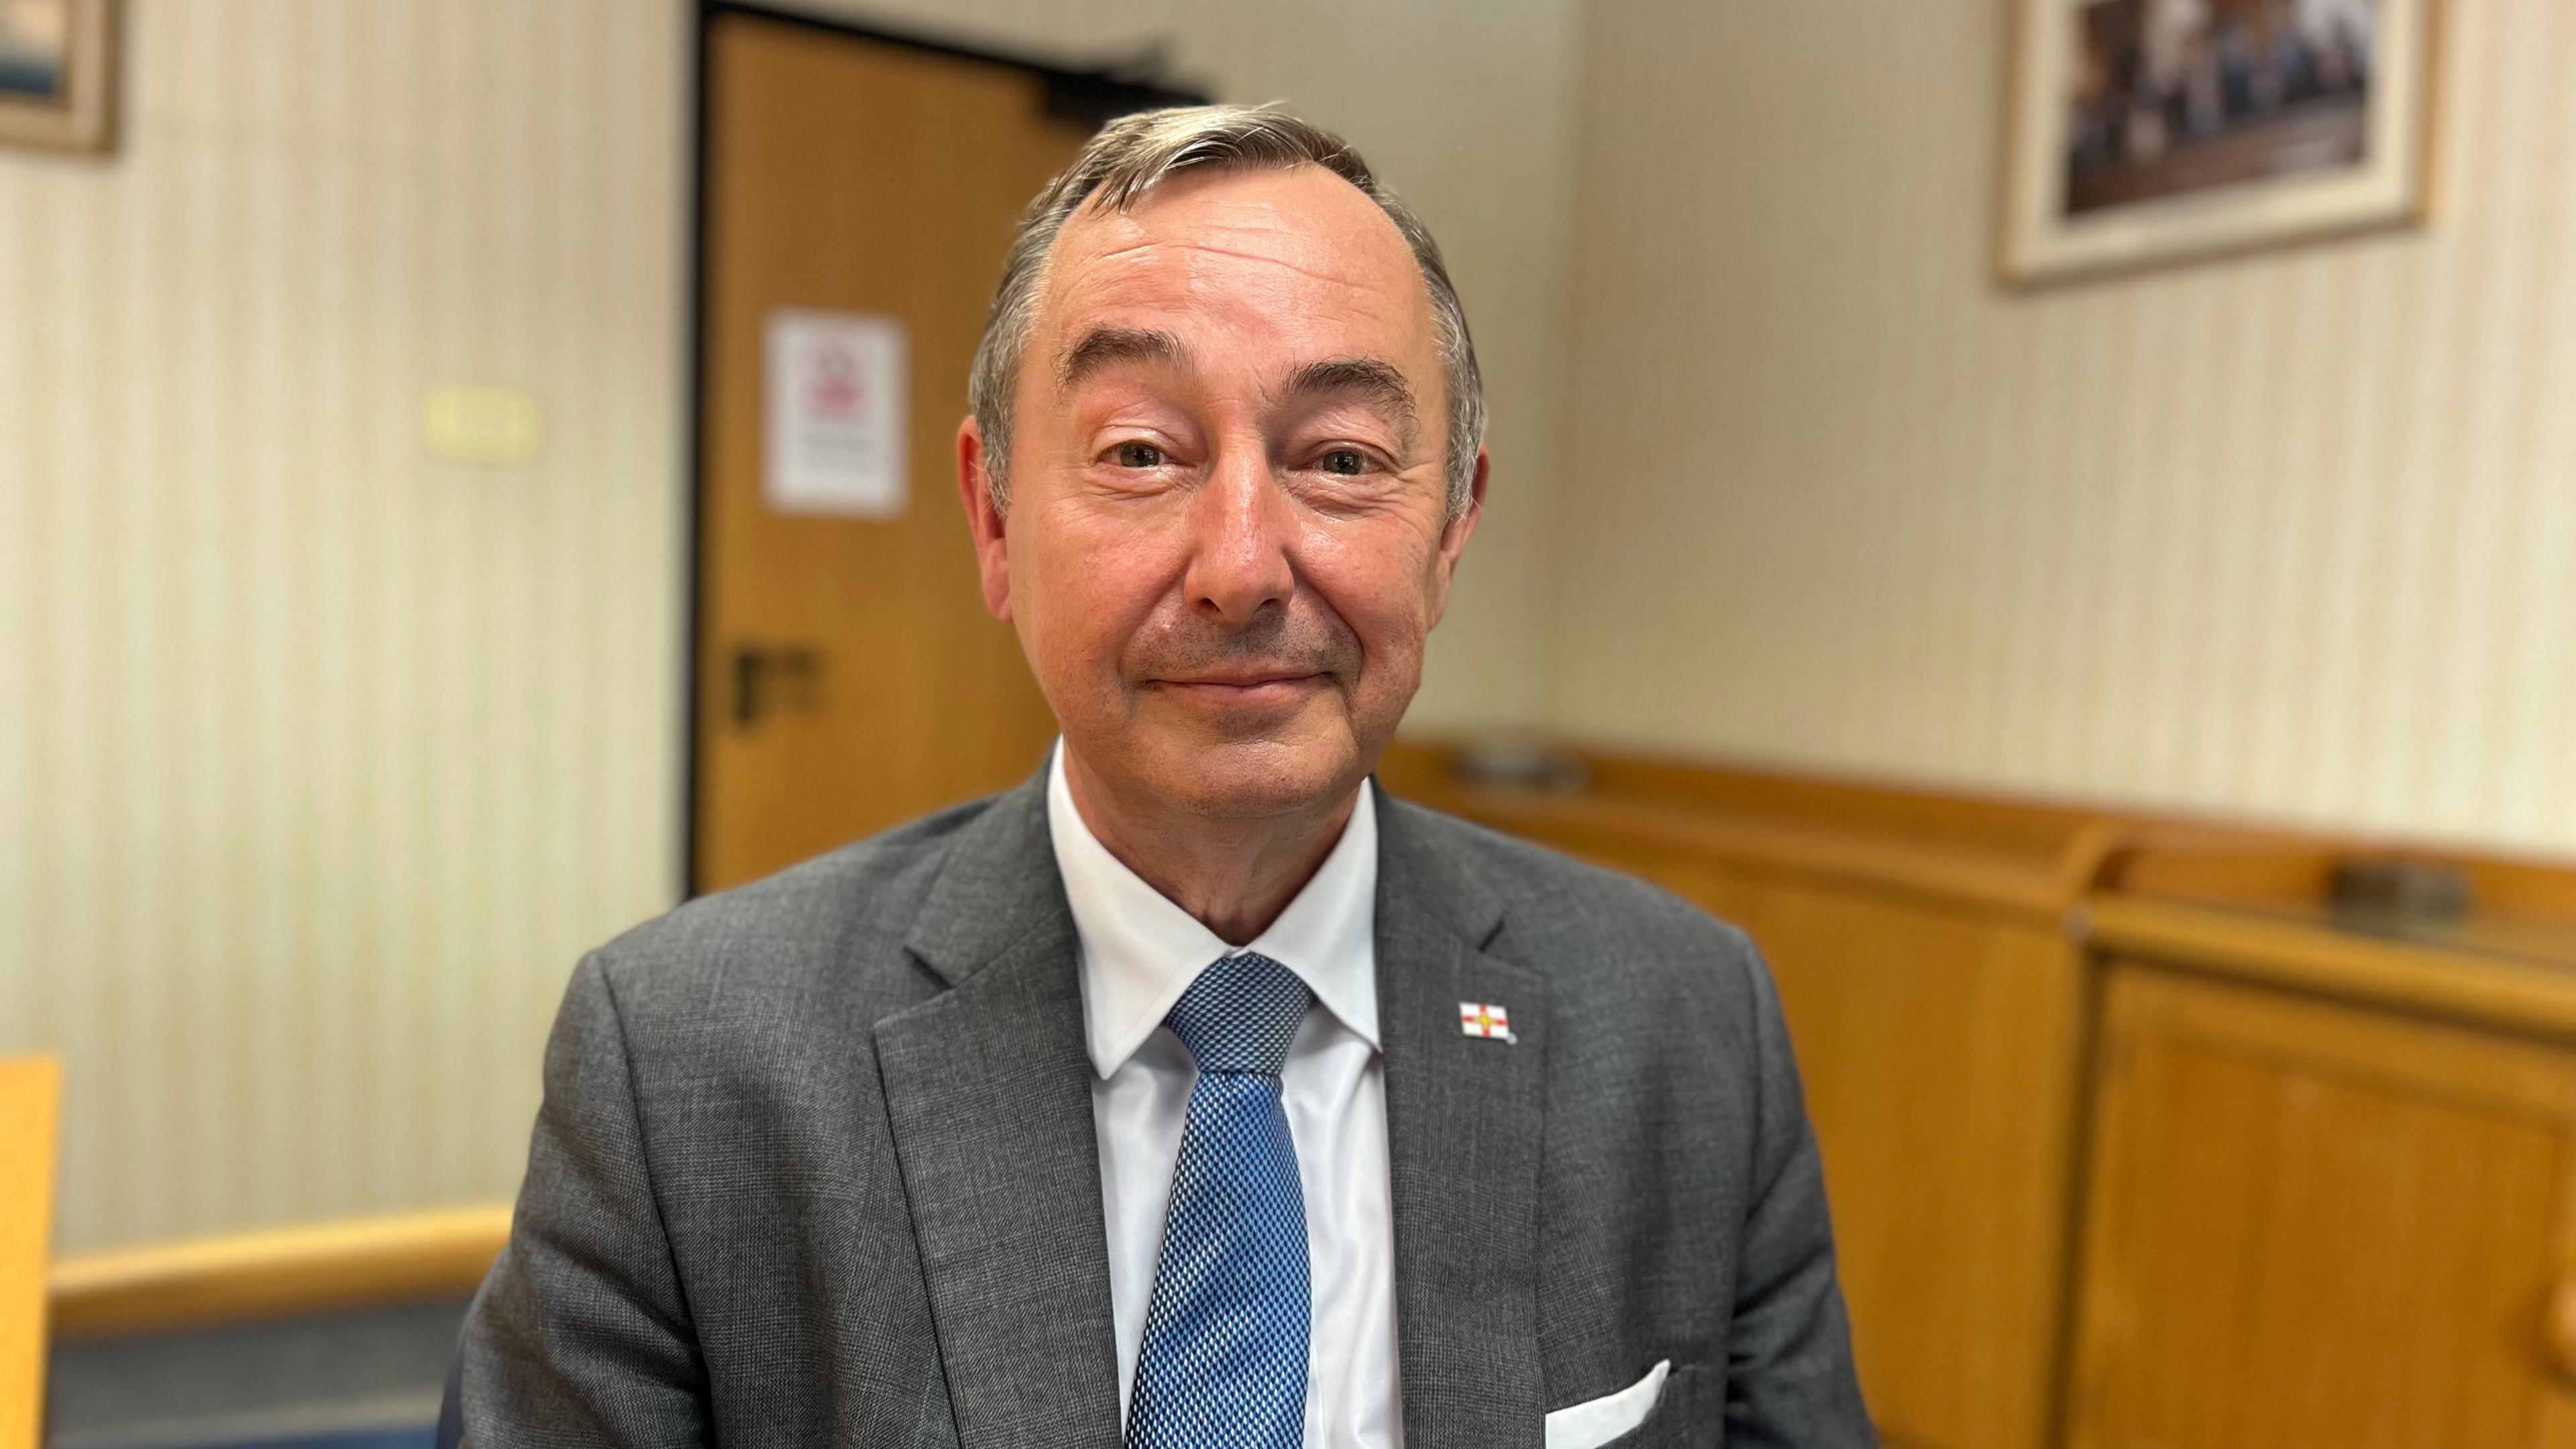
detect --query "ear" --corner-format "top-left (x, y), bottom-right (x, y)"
top-left (1425, 445), bottom-right (1489, 629)
top-left (956, 417), bottom-right (1014, 621)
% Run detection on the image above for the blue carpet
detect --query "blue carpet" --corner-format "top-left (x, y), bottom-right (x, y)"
top-left (195, 1431), bottom-right (433, 1449)
top-left (49, 1297), bottom-right (463, 1449)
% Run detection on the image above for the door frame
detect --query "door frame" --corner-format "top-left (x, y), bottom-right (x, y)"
top-left (684, 1), bottom-right (1203, 896)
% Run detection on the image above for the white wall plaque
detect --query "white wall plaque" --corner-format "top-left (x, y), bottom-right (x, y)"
top-left (763, 309), bottom-right (909, 517)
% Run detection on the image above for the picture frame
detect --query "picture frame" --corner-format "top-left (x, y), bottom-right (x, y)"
top-left (0, 0), bottom-right (117, 156)
top-left (1997, 0), bottom-right (2439, 285)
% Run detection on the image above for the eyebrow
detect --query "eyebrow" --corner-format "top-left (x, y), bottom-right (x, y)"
top-left (1283, 357), bottom-right (1417, 437)
top-left (1057, 327), bottom-right (1185, 390)
top-left (1055, 333), bottom-right (1419, 439)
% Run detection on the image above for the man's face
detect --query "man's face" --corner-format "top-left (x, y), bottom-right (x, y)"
top-left (959, 164), bottom-right (1484, 822)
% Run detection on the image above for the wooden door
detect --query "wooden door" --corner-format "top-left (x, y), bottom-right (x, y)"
top-left (2070, 964), bottom-right (2576, 1449)
top-left (693, 13), bottom-right (1099, 891)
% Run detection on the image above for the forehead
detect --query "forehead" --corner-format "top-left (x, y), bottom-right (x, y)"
top-left (1030, 164), bottom-right (1438, 376)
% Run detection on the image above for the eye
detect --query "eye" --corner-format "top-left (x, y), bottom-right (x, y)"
top-left (1111, 440), bottom-right (1165, 469)
top-left (1318, 448), bottom-right (1369, 476)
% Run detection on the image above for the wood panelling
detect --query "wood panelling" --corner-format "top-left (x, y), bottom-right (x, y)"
top-left (1405, 780), bottom-right (2081, 919)
top-left (1577, 749), bottom-right (2113, 870)
top-left (1697, 873), bottom-right (2086, 1449)
top-left (1381, 738), bottom-right (2118, 916)
top-left (2070, 966), bottom-right (2576, 1449)
top-left (2084, 894), bottom-right (2576, 1046)
top-left (2102, 830), bottom-right (2576, 974)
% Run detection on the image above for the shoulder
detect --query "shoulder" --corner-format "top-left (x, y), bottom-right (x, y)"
top-left (1385, 794), bottom-right (1756, 960)
top-left (1385, 797), bottom-right (1801, 1181)
top-left (1381, 794), bottom-right (1774, 1037)
top-left (575, 792), bottom-right (1004, 1032)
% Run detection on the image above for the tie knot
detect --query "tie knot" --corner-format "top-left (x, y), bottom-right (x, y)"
top-left (1164, 951), bottom-right (1311, 1076)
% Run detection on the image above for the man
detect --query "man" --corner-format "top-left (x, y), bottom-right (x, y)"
top-left (451, 105), bottom-right (1871, 1448)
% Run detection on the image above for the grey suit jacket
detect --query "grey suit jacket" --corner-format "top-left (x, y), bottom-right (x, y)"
top-left (455, 771), bottom-right (1874, 1446)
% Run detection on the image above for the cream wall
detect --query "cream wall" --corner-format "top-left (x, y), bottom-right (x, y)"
top-left (1548, 0), bottom-right (2576, 856)
top-left (0, 1), bottom-right (1582, 1250)
top-left (0, 1), bottom-right (691, 1250)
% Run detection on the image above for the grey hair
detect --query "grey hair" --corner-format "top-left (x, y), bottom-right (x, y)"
top-left (967, 103), bottom-right (1485, 518)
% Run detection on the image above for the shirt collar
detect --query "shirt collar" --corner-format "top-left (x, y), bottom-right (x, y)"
top-left (1048, 741), bottom-right (1380, 1079)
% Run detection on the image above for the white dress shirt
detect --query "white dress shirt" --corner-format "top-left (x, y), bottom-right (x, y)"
top-left (1048, 745), bottom-right (1403, 1449)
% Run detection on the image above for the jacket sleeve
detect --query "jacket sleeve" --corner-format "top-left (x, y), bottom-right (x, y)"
top-left (1723, 934), bottom-right (1878, 1447)
top-left (454, 951), bottom-right (712, 1445)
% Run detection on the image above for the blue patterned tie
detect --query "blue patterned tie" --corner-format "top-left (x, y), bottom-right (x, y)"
top-left (1125, 951), bottom-right (1313, 1449)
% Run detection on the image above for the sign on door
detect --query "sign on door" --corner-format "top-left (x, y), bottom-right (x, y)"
top-left (763, 309), bottom-right (909, 518)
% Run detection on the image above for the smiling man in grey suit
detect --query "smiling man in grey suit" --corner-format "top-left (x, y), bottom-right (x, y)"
top-left (451, 105), bottom-right (1872, 1448)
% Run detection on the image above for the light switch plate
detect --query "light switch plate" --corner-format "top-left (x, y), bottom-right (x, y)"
top-left (423, 386), bottom-right (544, 466)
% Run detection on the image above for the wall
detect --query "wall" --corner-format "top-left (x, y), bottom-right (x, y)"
top-left (0, 0), bottom-right (691, 1250)
top-left (0, 0), bottom-right (1582, 1250)
top-left (1550, 0), bottom-right (2576, 856)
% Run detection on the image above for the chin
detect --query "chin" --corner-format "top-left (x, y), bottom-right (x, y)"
top-left (1146, 729), bottom-right (1364, 822)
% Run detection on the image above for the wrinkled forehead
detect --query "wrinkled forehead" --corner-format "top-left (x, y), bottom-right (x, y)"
top-left (1027, 164), bottom-right (1442, 389)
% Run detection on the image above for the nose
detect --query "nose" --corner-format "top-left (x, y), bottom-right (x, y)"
top-left (1181, 438), bottom-right (1295, 626)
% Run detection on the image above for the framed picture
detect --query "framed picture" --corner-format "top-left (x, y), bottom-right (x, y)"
top-left (0, 0), bottom-right (115, 155)
top-left (1998, 0), bottom-right (2439, 284)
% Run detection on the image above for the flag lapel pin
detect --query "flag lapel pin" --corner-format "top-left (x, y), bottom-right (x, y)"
top-left (1458, 1001), bottom-right (1516, 1044)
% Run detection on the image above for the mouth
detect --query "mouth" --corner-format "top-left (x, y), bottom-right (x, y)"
top-left (1152, 672), bottom-right (1328, 704)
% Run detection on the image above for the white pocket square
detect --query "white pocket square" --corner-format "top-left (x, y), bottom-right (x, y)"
top-left (1543, 1358), bottom-right (1671, 1449)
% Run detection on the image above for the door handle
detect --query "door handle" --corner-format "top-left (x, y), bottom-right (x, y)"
top-left (2546, 1269), bottom-right (2576, 1385)
top-left (730, 643), bottom-right (822, 729)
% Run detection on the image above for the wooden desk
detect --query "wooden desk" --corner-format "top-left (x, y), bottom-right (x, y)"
top-left (49, 1202), bottom-right (514, 1340)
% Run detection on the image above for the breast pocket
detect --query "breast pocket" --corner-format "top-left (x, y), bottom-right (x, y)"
top-left (1545, 1361), bottom-right (1700, 1449)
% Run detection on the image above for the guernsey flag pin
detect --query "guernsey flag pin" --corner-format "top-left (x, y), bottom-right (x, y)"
top-left (1459, 1002), bottom-right (1515, 1042)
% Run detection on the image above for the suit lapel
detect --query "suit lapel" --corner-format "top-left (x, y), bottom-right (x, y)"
top-left (1375, 798), bottom-right (1548, 1448)
top-left (875, 775), bottom-right (1123, 1449)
